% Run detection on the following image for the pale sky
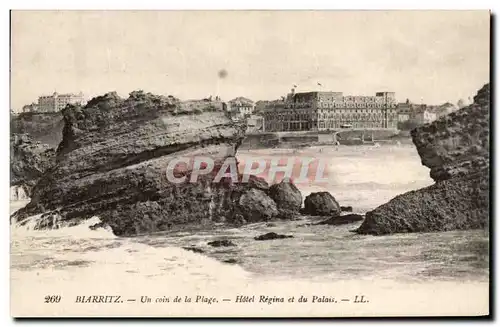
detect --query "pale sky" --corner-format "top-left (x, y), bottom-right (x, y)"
top-left (11, 10), bottom-right (490, 110)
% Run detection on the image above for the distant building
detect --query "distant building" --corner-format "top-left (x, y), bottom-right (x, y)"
top-left (246, 114), bottom-right (265, 133)
top-left (396, 99), bottom-right (413, 122)
top-left (263, 89), bottom-right (398, 132)
top-left (228, 97), bottom-right (255, 120)
top-left (255, 100), bottom-right (271, 114)
top-left (22, 103), bottom-right (39, 113)
top-left (38, 92), bottom-right (85, 112)
top-left (412, 106), bottom-right (437, 125)
top-left (433, 102), bottom-right (457, 118)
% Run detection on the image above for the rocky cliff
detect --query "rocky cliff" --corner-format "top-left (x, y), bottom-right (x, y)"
top-left (357, 83), bottom-right (490, 235)
top-left (12, 91), bottom-right (278, 235)
top-left (10, 134), bottom-right (56, 198)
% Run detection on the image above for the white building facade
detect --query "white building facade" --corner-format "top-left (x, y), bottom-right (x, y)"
top-left (38, 92), bottom-right (85, 112)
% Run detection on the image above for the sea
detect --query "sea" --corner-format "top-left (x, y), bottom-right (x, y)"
top-left (10, 144), bottom-right (489, 317)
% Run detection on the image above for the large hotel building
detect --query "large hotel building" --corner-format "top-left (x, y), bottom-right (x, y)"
top-left (37, 92), bottom-right (85, 112)
top-left (263, 89), bottom-right (398, 132)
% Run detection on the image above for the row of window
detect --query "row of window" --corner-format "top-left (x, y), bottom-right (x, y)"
top-left (317, 95), bottom-right (394, 102)
top-left (279, 102), bottom-right (397, 109)
top-left (318, 121), bottom-right (388, 129)
top-left (265, 113), bottom-right (397, 121)
top-left (318, 108), bottom-right (397, 113)
top-left (265, 121), bottom-right (398, 131)
top-left (267, 108), bottom-right (396, 116)
top-left (317, 102), bottom-right (397, 109)
top-left (317, 114), bottom-right (397, 120)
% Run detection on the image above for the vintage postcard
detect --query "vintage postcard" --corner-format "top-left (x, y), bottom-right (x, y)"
top-left (10, 10), bottom-right (490, 317)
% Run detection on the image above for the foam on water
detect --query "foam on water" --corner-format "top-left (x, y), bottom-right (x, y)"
top-left (11, 215), bottom-right (117, 239)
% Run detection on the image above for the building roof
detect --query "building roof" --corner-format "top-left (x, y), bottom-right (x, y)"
top-left (229, 97), bottom-right (254, 105)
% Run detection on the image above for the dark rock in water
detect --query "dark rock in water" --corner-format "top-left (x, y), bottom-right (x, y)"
top-left (303, 192), bottom-right (341, 216)
top-left (10, 133), bottom-right (56, 197)
top-left (276, 208), bottom-right (301, 220)
top-left (316, 214), bottom-right (364, 226)
top-left (357, 83), bottom-right (490, 235)
top-left (356, 175), bottom-right (488, 235)
top-left (254, 232), bottom-right (293, 241)
top-left (223, 258), bottom-right (239, 264)
top-left (238, 188), bottom-right (278, 222)
top-left (269, 179), bottom-right (302, 212)
top-left (207, 239), bottom-right (236, 247)
top-left (265, 222), bottom-right (277, 227)
top-left (340, 206), bottom-right (353, 212)
top-left (182, 246), bottom-right (205, 254)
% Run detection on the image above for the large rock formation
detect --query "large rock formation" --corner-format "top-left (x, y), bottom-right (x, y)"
top-left (10, 134), bottom-right (56, 198)
top-left (357, 84), bottom-right (490, 235)
top-left (238, 188), bottom-right (278, 222)
top-left (11, 91), bottom-right (284, 236)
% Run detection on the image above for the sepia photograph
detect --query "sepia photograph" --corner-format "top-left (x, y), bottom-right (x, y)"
top-left (9, 9), bottom-right (490, 318)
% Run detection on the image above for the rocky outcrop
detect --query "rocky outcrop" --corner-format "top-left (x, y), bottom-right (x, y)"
top-left (340, 206), bottom-right (353, 212)
top-left (412, 84), bottom-right (490, 182)
top-left (303, 192), bottom-right (341, 216)
top-left (11, 91), bottom-right (286, 236)
top-left (357, 84), bottom-right (490, 235)
top-left (315, 214), bottom-right (364, 226)
top-left (238, 188), bottom-right (278, 222)
top-left (10, 134), bottom-right (56, 198)
top-left (223, 258), bottom-right (239, 264)
top-left (276, 208), bottom-right (301, 220)
top-left (182, 246), bottom-right (205, 254)
top-left (254, 232), bottom-right (293, 241)
top-left (268, 179), bottom-right (302, 212)
top-left (11, 112), bottom-right (64, 147)
top-left (207, 239), bottom-right (236, 247)
top-left (246, 175), bottom-right (270, 192)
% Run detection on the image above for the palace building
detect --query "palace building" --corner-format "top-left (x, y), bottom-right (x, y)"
top-left (263, 89), bottom-right (398, 132)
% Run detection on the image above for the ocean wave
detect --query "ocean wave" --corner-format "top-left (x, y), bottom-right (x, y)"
top-left (11, 215), bottom-right (117, 240)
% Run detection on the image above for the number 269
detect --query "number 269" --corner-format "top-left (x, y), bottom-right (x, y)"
top-left (44, 295), bottom-right (61, 303)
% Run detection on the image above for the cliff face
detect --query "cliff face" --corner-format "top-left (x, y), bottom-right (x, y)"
top-left (357, 84), bottom-right (490, 235)
top-left (12, 91), bottom-right (265, 236)
top-left (412, 84), bottom-right (490, 182)
top-left (11, 112), bottom-right (64, 147)
top-left (10, 134), bottom-right (56, 198)
top-left (10, 111), bottom-right (65, 196)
